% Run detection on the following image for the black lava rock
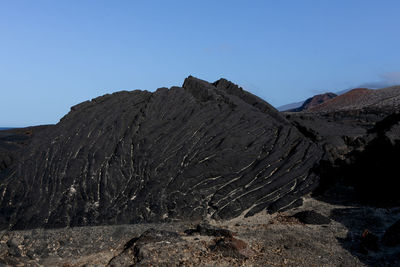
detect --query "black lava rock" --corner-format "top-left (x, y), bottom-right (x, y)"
top-left (109, 228), bottom-right (183, 266)
top-left (0, 76), bottom-right (322, 229)
top-left (185, 223), bottom-right (233, 237)
top-left (382, 219), bottom-right (400, 247)
top-left (292, 210), bottom-right (331, 225)
top-left (360, 229), bottom-right (379, 253)
top-left (6, 238), bottom-right (21, 257)
top-left (287, 109), bottom-right (400, 207)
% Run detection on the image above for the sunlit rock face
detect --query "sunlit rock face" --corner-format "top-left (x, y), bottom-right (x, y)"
top-left (0, 77), bottom-right (322, 229)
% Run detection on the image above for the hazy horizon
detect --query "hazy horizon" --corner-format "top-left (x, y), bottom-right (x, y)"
top-left (1, 1), bottom-right (400, 126)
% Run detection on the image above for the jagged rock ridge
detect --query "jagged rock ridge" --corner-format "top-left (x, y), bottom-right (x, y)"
top-left (0, 77), bottom-right (322, 230)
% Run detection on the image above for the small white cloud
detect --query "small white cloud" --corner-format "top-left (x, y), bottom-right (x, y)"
top-left (359, 71), bottom-right (400, 89)
top-left (380, 72), bottom-right (400, 83)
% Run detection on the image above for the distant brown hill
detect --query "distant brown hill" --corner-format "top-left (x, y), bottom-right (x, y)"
top-left (288, 92), bottom-right (337, 112)
top-left (309, 86), bottom-right (400, 112)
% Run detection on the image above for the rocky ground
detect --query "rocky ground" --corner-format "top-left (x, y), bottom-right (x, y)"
top-left (1, 193), bottom-right (399, 266)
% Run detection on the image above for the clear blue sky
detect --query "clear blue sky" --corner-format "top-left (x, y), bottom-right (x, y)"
top-left (1, 1), bottom-right (400, 126)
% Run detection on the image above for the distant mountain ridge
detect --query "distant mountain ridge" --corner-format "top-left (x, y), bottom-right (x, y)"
top-left (276, 87), bottom-right (374, 111)
top-left (279, 85), bottom-right (400, 112)
top-left (309, 86), bottom-right (400, 112)
top-left (288, 92), bottom-right (337, 112)
top-left (276, 101), bottom-right (304, 111)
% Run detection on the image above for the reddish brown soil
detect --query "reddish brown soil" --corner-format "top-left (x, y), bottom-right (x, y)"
top-left (310, 88), bottom-right (372, 112)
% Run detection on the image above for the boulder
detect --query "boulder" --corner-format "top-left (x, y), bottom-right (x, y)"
top-left (292, 210), bottom-right (331, 225)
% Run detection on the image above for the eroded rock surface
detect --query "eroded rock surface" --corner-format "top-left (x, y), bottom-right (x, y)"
top-left (0, 126), bottom-right (50, 173)
top-left (0, 76), bottom-right (322, 229)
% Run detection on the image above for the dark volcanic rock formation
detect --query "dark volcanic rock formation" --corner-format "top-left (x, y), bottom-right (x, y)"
top-left (0, 77), bottom-right (322, 230)
top-left (285, 85), bottom-right (400, 207)
top-left (288, 92), bottom-right (337, 112)
top-left (0, 126), bottom-right (50, 174)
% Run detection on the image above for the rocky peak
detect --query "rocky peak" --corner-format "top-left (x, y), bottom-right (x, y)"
top-left (0, 77), bottom-right (322, 230)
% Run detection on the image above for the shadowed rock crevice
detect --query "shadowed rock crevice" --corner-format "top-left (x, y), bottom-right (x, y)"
top-left (285, 101), bottom-right (400, 265)
top-left (312, 112), bottom-right (400, 207)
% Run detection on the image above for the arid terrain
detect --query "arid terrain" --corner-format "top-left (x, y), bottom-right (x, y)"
top-left (1, 193), bottom-right (400, 266)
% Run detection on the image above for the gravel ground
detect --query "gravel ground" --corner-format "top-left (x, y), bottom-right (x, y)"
top-left (1, 197), bottom-right (399, 266)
